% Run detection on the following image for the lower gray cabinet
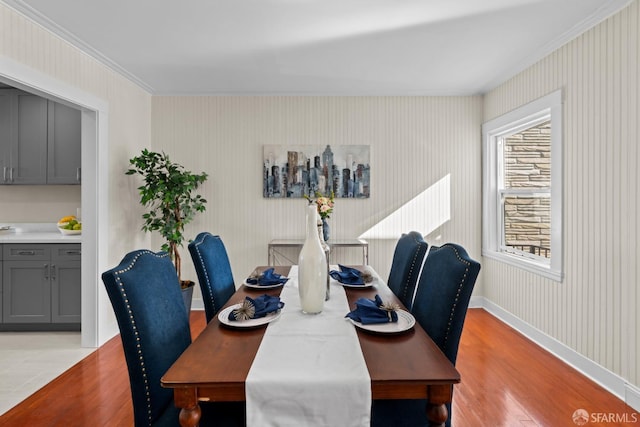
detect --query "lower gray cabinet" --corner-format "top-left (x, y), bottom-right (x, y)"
top-left (51, 245), bottom-right (81, 323)
top-left (2, 244), bottom-right (80, 327)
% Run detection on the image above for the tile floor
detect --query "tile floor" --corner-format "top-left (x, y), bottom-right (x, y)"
top-left (0, 332), bottom-right (95, 415)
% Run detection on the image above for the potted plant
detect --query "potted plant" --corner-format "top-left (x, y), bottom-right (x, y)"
top-left (126, 149), bottom-right (208, 312)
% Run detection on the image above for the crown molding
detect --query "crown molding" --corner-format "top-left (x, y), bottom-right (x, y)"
top-left (1, 0), bottom-right (155, 94)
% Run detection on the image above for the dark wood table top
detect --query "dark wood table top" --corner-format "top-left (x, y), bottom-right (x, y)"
top-left (161, 266), bottom-right (459, 426)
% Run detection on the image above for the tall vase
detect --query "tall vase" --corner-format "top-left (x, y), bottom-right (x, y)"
top-left (298, 203), bottom-right (327, 314)
top-left (317, 218), bottom-right (331, 301)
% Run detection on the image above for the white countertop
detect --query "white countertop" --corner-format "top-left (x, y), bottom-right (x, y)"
top-left (0, 223), bottom-right (82, 244)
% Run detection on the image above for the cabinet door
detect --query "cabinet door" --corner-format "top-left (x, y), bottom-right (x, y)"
top-left (2, 260), bottom-right (51, 323)
top-left (47, 101), bottom-right (81, 184)
top-left (12, 92), bottom-right (48, 184)
top-left (0, 92), bottom-right (13, 183)
top-left (51, 260), bottom-right (81, 323)
top-left (51, 244), bottom-right (81, 323)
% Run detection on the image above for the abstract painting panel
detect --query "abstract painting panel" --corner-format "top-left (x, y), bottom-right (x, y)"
top-left (263, 145), bottom-right (370, 198)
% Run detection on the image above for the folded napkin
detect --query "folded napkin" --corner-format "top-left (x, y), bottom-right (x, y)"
top-left (229, 294), bottom-right (285, 321)
top-left (247, 268), bottom-right (289, 286)
top-left (329, 265), bottom-right (372, 286)
top-left (345, 294), bottom-right (399, 324)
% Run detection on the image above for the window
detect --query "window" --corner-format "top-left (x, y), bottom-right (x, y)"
top-left (482, 90), bottom-right (563, 281)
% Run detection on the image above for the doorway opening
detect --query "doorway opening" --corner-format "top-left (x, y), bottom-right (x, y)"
top-left (0, 56), bottom-right (110, 348)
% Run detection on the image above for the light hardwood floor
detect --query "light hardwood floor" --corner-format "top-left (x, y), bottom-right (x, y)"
top-left (0, 309), bottom-right (637, 426)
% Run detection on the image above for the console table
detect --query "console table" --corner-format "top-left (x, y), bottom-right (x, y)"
top-left (268, 239), bottom-right (369, 266)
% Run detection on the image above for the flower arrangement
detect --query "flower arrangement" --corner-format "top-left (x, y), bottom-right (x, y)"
top-left (305, 191), bottom-right (335, 220)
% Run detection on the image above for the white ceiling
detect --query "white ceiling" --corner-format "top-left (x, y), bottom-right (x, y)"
top-left (3, 0), bottom-right (632, 95)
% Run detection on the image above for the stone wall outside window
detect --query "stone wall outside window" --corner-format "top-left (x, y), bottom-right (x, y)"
top-left (503, 121), bottom-right (551, 257)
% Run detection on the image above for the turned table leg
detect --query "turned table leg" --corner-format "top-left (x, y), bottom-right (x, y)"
top-left (174, 388), bottom-right (201, 427)
top-left (426, 384), bottom-right (452, 427)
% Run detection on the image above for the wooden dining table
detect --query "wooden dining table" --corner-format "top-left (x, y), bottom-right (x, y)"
top-left (161, 266), bottom-right (460, 427)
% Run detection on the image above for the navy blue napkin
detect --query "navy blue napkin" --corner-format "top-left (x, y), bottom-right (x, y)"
top-left (229, 294), bottom-right (285, 321)
top-left (330, 264), bottom-right (365, 285)
top-left (345, 294), bottom-right (398, 324)
top-left (247, 268), bottom-right (289, 286)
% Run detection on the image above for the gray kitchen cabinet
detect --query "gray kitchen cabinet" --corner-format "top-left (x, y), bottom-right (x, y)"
top-left (1, 244), bottom-right (81, 327)
top-left (47, 101), bottom-right (81, 184)
top-left (51, 244), bottom-right (81, 323)
top-left (0, 89), bottom-right (48, 184)
top-left (0, 89), bottom-right (81, 185)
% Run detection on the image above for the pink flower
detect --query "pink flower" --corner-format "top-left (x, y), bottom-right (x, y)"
top-left (306, 191), bottom-right (335, 220)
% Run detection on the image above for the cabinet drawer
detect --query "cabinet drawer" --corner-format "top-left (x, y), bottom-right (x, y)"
top-left (51, 244), bottom-right (81, 261)
top-left (3, 244), bottom-right (50, 261)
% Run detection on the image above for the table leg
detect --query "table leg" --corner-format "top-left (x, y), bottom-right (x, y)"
top-left (174, 388), bottom-right (201, 427)
top-left (426, 384), bottom-right (451, 427)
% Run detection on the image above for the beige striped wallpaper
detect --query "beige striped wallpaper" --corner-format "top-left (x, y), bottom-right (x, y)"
top-left (151, 95), bottom-right (483, 294)
top-left (483, 1), bottom-right (639, 388)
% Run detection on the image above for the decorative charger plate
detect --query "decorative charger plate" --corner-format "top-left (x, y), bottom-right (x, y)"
top-left (243, 280), bottom-right (287, 290)
top-left (218, 303), bottom-right (282, 328)
top-left (348, 309), bottom-right (415, 334)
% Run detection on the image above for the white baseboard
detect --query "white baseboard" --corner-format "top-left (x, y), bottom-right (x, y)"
top-left (476, 297), bottom-right (640, 413)
top-left (626, 383), bottom-right (640, 413)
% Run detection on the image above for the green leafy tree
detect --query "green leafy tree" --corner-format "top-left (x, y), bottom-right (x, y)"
top-left (126, 149), bottom-right (208, 284)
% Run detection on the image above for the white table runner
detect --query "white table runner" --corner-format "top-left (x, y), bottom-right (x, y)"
top-left (246, 266), bottom-right (371, 427)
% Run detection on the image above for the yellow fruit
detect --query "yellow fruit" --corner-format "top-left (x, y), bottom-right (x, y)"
top-left (58, 215), bottom-right (76, 224)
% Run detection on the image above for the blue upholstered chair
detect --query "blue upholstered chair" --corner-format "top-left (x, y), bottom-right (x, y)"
top-left (102, 250), bottom-right (244, 427)
top-left (387, 231), bottom-right (429, 310)
top-left (188, 232), bottom-right (236, 323)
top-left (372, 243), bottom-right (480, 427)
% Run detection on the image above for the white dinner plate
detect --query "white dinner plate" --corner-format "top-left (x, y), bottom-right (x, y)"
top-left (243, 280), bottom-right (287, 289)
top-left (218, 303), bottom-right (282, 328)
top-left (348, 309), bottom-right (415, 334)
top-left (338, 280), bottom-right (375, 289)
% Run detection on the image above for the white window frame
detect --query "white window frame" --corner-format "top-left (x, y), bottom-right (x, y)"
top-left (482, 90), bottom-right (563, 282)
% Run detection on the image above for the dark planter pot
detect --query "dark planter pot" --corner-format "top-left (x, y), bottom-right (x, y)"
top-left (181, 280), bottom-right (195, 315)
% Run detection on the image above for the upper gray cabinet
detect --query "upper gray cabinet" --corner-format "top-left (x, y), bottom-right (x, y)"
top-left (0, 89), bottom-right (81, 185)
top-left (47, 101), bottom-right (81, 184)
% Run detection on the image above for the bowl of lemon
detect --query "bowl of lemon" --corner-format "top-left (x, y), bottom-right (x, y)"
top-left (57, 215), bottom-right (82, 235)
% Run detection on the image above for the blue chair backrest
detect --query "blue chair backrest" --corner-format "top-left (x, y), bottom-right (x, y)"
top-left (101, 250), bottom-right (191, 427)
top-left (188, 232), bottom-right (236, 323)
top-left (411, 243), bottom-right (480, 365)
top-left (387, 231), bottom-right (429, 309)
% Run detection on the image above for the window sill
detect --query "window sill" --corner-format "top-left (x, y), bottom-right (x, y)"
top-left (482, 250), bottom-right (563, 282)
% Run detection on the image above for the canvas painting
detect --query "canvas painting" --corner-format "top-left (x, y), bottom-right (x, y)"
top-left (263, 145), bottom-right (370, 198)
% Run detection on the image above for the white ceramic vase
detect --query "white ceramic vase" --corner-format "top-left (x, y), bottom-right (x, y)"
top-left (298, 203), bottom-right (327, 314)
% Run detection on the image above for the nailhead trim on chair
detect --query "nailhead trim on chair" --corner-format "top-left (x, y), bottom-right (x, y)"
top-left (112, 250), bottom-right (169, 427)
top-left (436, 245), bottom-right (471, 350)
top-left (399, 234), bottom-right (428, 306)
top-left (192, 236), bottom-right (218, 314)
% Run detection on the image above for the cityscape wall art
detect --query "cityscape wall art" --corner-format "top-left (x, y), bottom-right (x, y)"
top-left (263, 145), bottom-right (370, 198)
